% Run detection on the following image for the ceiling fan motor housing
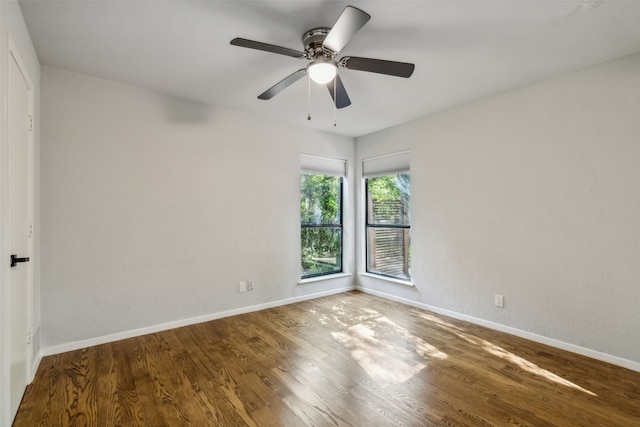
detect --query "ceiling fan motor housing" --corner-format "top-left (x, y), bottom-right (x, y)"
top-left (302, 27), bottom-right (333, 58)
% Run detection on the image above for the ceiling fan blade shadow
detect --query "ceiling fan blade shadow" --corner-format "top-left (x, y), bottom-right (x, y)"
top-left (342, 57), bottom-right (415, 78)
top-left (258, 69), bottom-right (307, 100)
top-left (327, 75), bottom-right (351, 109)
top-left (231, 38), bottom-right (306, 58)
top-left (323, 6), bottom-right (370, 54)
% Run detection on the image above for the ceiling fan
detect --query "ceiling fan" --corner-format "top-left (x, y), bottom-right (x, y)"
top-left (230, 5), bottom-right (415, 109)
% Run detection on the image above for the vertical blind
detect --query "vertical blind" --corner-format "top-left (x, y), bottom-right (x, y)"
top-left (301, 153), bottom-right (347, 176)
top-left (362, 150), bottom-right (410, 178)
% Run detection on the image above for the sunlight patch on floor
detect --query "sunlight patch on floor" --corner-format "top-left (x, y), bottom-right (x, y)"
top-left (415, 311), bottom-right (597, 396)
top-left (311, 308), bottom-right (348, 327)
top-left (332, 316), bottom-right (447, 386)
top-left (376, 317), bottom-right (448, 360)
top-left (480, 340), bottom-right (598, 396)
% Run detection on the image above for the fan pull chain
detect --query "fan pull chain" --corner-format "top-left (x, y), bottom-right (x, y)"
top-left (333, 77), bottom-right (337, 127)
top-left (307, 73), bottom-right (311, 121)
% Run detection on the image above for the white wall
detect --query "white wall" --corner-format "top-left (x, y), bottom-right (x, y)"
top-left (356, 53), bottom-right (640, 366)
top-left (0, 0), bottom-right (41, 423)
top-left (40, 67), bottom-right (354, 350)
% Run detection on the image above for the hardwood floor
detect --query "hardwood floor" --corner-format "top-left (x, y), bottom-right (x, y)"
top-left (13, 291), bottom-right (640, 426)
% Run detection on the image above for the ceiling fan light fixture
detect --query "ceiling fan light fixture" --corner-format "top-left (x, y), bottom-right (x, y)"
top-left (307, 59), bottom-right (338, 84)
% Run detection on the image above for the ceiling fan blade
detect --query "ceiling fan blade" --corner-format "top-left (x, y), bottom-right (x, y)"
top-left (342, 56), bottom-right (415, 78)
top-left (258, 69), bottom-right (307, 100)
top-left (230, 38), bottom-right (306, 59)
top-left (322, 6), bottom-right (371, 54)
top-left (327, 75), bottom-right (351, 109)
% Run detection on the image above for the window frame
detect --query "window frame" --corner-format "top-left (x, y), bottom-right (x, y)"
top-left (300, 171), bottom-right (344, 280)
top-left (360, 149), bottom-right (413, 286)
top-left (364, 172), bottom-right (411, 281)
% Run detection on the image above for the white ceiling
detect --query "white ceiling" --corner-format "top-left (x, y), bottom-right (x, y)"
top-left (19, 0), bottom-right (640, 137)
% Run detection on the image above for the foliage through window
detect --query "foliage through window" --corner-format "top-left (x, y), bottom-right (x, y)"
top-left (301, 174), bottom-right (342, 278)
top-left (366, 174), bottom-right (410, 280)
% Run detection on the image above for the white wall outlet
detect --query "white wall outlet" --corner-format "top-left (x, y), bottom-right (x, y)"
top-left (239, 281), bottom-right (246, 293)
top-left (495, 294), bottom-right (504, 308)
top-left (247, 280), bottom-right (254, 291)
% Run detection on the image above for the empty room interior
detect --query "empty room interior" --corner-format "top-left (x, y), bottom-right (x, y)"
top-left (1, 1), bottom-right (639, 425)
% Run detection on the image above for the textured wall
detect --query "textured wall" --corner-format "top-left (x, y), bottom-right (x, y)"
top-left (40, 67), bottom-right (354, 349)
top-left (38, 53), bottom-right (640, 365)
top-left (356, 53), bottom-right (640, 364)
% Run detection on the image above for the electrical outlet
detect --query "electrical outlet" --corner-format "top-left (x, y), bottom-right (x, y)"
top-left (247, 280), bottom-right (254, 291)
top-left (239, 281), bottom-right (246, 293)
top-left (495, 294), bottom-right (504, 308)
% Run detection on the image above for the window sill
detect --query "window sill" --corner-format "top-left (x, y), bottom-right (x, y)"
top-left (358, 272), bottom-right (414, 287)
top-left (298, 272), bottom-right (352, 285)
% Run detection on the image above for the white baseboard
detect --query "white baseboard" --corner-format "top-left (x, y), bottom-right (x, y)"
top-left (42, 285), bottom-right (639, 373)
top-left (30, 349), bottom-right (43, 383)
top-left (42, 286), bottom-right (355, 357)
top-left (357, 287), bottom-right (640, 373)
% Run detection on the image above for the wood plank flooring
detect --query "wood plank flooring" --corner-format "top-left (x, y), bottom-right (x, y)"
top-left (13, 291), bottom-right (640, 426)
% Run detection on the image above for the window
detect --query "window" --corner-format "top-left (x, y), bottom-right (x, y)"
top-left (300, 155), bottom-right (345, 279)
top-left (363, 152), bottom-right (410, 281)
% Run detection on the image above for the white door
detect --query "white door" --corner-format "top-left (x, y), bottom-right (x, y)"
top-left (8, 47), bottom-right (33, 421)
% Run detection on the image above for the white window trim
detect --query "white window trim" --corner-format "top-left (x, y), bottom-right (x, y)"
top-left (362, 150), bottom-right (411, 282)
top-left (298, 272), bottom-right (352, 285)
top-left (300, 154), bottom-right (348, 281)
top-left (359, 272), bottom-right (414, 287)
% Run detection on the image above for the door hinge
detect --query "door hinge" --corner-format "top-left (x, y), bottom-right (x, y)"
top-left (27, 329), bottom-right (33, 345)
top-left (28, 115), bottom-right (34, 131)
